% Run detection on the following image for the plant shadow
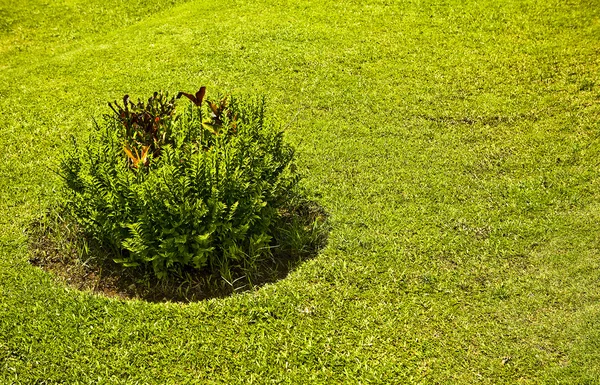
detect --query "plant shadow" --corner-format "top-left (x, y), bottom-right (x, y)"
top-left (28, 199), bottom-right (329, 303)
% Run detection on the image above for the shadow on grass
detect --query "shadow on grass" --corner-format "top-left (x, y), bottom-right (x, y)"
top-left (27, 199), bottom-right (329, 303)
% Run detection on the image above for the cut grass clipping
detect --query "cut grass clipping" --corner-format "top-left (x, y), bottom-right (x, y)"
top-left (29, 87), bottom-right (328, 302)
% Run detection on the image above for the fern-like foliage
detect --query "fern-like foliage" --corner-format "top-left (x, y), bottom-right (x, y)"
top-left (60, 88), bottom-right (301, 279)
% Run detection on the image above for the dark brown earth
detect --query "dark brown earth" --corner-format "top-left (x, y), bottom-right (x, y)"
top-left (28, 203), bottom-right (328, 303)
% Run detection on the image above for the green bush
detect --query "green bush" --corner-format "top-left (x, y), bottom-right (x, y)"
top-left (60, 88), bottom-right (304, 279)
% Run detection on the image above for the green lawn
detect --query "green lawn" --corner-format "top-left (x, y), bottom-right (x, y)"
top-left (2, 0), bottom-right (600, 383)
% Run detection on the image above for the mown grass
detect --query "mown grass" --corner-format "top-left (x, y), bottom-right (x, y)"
top-left (1, 0), bottom-right (600, 383)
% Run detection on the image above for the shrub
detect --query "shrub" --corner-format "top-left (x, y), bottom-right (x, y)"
top-left (60, 87), bottom-right (306, 279)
